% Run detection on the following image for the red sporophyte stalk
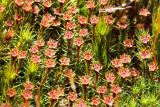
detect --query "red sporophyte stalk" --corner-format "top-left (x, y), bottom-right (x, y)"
top-left (67, 39), bottom-right (71, 56)
top-left (10, 48), bottom-right (19, 75)
top-left (48, 89), bottom-right (59, 107)
top-left (21, 2), bottom-right (31, 26)
top-left (35, 60), bottom-right (56, 107)
top-left (83, 51), bottom-right (92, 75)
top-left (87, 0), bottom-right (95, 22)
top-left (22, 90), bottom-right (32, 107)
top-left (48, 88), bottom-right (64, 107)
top-left (93, 62), bottom-right (103, 88)
top-left (74, 37), bottom-right (84, 63)
top-left (16, 50), bottom-right (27, 74)
top-left (39, 13), bottom-right (55, 38)
top-left (91, 17), bottom-right (97, 41)
top-left (35, 69), bottom-right (49, 107)
top-left (64, 31), bottom-right (73, 55)
top-left (80, 75), bottom-right (90, 101)
top-left (111, 84), bottom-right (122, 105)
top-left (7, 88), bottom-right (16, 105)
top-left (152, 32), bottom-right (159, 65)
top-left (14, 0), bottom-right (19, 27)
top-left (54, 57), bottom-right (70, 85)
top-left (11, 49), bottom-right (26, 74)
